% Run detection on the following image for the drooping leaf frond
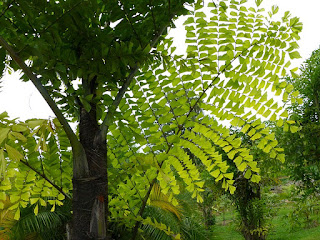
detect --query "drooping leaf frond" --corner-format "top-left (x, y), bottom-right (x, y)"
top-left (107, 0), bottom-right (302, 236)
top-left (0, 0), bottom-right (303, 238)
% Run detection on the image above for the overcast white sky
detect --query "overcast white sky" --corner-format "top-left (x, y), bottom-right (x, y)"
top-left (1, 0), bottom-right (320, 120)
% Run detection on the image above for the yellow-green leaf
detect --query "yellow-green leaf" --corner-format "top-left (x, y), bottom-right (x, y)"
top-left (238, 162), bottom-right (247, 171)
top-left (229, 185), bottom-right (236, 194)
top-left (5, 144), bottom-right (24, 161)
top-left (211, 169), bottom-right (220, 178)
top-left (34, 204), bottom-right (39, 215)
top-left (0, 128), bottom-right (10, 145)
top-left (251, 174), bottom-right (261, 183)
top-left (14, 208), bottom-right (20, 220)
top-left (244, 169), bottom-right (252, 179)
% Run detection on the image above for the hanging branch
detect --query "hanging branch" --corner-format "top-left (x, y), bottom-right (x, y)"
top-left (0, 36), bottom-right (78, 147)
top-left (0, 36), bottom-right (89, 177)
top-left (99, 21), bottom-right (172, 140)
top-left (20, 159), bottom-right (70, 199)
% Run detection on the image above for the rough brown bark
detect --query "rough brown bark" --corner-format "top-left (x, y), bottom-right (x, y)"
top-left (72, 105), bottom-right (108, 240)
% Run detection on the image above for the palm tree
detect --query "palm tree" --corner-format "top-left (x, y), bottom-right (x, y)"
top-left (0, 198), bottom-right (71, 240)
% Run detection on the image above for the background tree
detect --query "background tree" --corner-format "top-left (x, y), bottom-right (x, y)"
top-left (0, 0), bottom-right (302, 239)
top-left (229, 129), bottom-right (268, 240)
top-left (274, 47), bottom-right (320, 195)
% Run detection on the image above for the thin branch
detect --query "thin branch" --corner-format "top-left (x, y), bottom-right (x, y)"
top-left (0, 36), bottom-right (79, 148)
top-left (148, 0), bottom-right (158, 31)
top-left (131, 178), bottom-right (156, 238)
top-left (40, 0), bottom-right (85, 34)
top-left (99, 22), bottom-right (170, 140)
top-left (130, 32), bottom-right (262, 240)
top-left (4, 16), bottom-right (20, 32)
top-left (15, 3), bottom-right (37, 33)
top-left (20, 159), bottom-right (70, 199)
top-left (0, 0), bottom-right (15, 19)
top-left (119, 0), bottom-right (143, 47)
top-left (129, 18), bottom-right (177, 240)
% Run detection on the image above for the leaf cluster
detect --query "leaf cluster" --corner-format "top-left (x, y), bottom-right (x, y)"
top-left (0, 0), bottom-right (304, 238)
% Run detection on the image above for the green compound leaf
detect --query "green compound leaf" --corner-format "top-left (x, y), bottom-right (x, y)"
top-left (5, 144), bottom-right (24, 161)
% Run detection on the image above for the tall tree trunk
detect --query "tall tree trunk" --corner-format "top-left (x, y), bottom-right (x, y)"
top-left (234, 177), bottom-right (265, 240)
top-left (72, 106), bottom-right (108, 240)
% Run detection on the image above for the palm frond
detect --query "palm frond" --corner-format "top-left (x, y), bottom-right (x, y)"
top-left (141, 206), bottom-right (179, 240)
top-left (0, 199), bottom-right (70, 240)
top-left (149, 183), bottom-right (182, 220)
top-left (0, 197), bottom-right (16, 240)
top-left (180, 217), bottom-right (209, 240)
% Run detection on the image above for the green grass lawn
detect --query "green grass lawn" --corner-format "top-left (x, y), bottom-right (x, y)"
top-left (211, 224), bottom-right (243, 240)
top-left (210, 209), bottom-right (244, 240)
top-left (210, 203), bottom-right (320, 240)
top-left (268, 205), bottom-right (320, 240)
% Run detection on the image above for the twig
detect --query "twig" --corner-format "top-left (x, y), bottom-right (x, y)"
top-left (149, 0), bottom-right (158, 31)
top-left (0, 0), bottom-right (15, 19)
top-left (119, 0), bottom-right (143, 47)
top-left (20, 159), bottom-right (70, 199)
top-left (99, 22), bottom-right (170, 140)
top-left (40, 1), bottom-right (85, 34)
top-left (129, 17), bottom-right (176, 240)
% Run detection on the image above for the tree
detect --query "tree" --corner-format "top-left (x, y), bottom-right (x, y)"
top-left (229, 129), bottom-right (268, 240)
top-left (0, 0), bottom-right (302, 239)
top-left (274, 47), bottom-right (320, 195)
top-left (0, 1), bottom-right (193, 239)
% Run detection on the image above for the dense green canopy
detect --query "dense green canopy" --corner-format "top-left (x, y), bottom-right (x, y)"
top-left (0, 0), bottom-right (303, 239)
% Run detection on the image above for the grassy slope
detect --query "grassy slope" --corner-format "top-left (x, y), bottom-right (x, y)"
top-left (211, 204), bottom-right (320, 240)
top-left (268, 206), bottom-right (320, 240)
top-left (211, 210), bottom-right (244, 240)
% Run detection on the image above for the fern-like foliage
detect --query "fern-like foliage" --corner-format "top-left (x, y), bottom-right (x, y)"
top-left (107, 0), bottom-right (302, 236)
top-left (0, 113), bottom-right (72, 220)
top-left (0, 196), bottom-right (70, 240)
top-left (0, 0), bottom-right (303, 238)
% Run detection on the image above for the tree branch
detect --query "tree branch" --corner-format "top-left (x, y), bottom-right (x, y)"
top-left (131, 37), bottom-right (262, 240)
top-left (0, 0), bottom-right (15, 19)
top-left (99, 22), bottom-right (170, 140)
top-left (129, 19), bottom-right (178, 240)
top-left (20, 159), bottom-right (70, 199)
top-left (40, 0), bottom-right (85, 34)
top-left (0, 36), bottom-right (89, 177)
top-left (119, 0), bottom-right (143, 47)
top-left (149, 0), bottom-right (158, 31)
top-left (0, 36), bottom-right (79, 148)
top-left (131, 178), bottom-right (156, 239)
